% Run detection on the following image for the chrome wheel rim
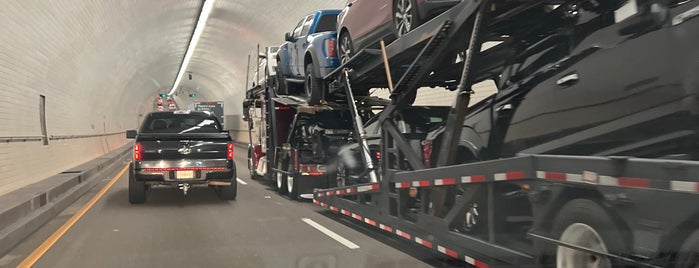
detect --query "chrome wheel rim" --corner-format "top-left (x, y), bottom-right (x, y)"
top-left (340, 34), bottom-right (352, 64)
top-left (287, 173), bottom-right (294, 194)
top-left (394, 0), bottom-right (413, 36)
top-left (337, 163), bottom-right (346, 187)
top-left (557, 223), bottom-right (611, 268)
top-left (276, 168), bottom-right (283, 189)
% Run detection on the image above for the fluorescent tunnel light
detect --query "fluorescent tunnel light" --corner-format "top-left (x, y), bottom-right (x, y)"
top-left (168, 0), bottom-right (216, 96)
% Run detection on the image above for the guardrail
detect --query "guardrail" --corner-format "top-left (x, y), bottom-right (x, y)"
top-left (1, 131), bottom-right (125, 143)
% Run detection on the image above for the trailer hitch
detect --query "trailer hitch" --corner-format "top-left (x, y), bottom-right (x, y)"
top-left (179, 183), bottom-right (190, 195)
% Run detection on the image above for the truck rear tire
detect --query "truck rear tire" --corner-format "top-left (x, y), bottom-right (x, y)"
top-left (287, 162), bottom-right (299, 200)
top-left (305, 63), bottom-right (323, 105)
top-left (276, 160), bottom-right (288, 194)
top-left (217, 178), bottom-right (237, 200)
top-left (128, 163), bottom-right (146, 204)
top-left (676, 229), bottom-right (699, 268)
top-left (552, 199), bottom-right (626, 268)
top-left (275, 65), bottom-right (288, 96)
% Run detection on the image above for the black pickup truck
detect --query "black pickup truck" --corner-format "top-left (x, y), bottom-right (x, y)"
top-left (125, 111), bottom-right (237, 203)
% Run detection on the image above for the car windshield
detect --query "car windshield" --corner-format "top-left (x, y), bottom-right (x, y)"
top-left (139, 113), bottom-right (221, 134)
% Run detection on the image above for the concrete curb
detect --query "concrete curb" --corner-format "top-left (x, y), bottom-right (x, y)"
top-left (0, 144), bottom-right (132, 257)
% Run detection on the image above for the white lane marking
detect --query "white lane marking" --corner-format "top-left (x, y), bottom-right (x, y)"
top-left (301, 218), bottom-right (360, 249)
top-left (236, 178), bottom-right (247, 185)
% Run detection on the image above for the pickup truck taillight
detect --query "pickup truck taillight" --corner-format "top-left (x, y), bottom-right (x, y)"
top-left (227, 142), bottom-right (234, 159)
top-left (325, 39), bottom-right (336, 58)
top-left (134, 143), bottom-right (142, 161)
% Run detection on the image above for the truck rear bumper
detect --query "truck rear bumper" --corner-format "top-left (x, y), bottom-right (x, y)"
top-left (134, 159), bottom-right (236, 182)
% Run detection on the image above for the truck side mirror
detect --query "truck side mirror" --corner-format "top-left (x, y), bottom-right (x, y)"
top-left (126, 130), bottom-right (137, 139)
top-left (285, 32), bottom-right (293, 42)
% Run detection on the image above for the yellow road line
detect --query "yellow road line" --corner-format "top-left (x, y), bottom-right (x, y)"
top-left (17, 162), bottom-right (130, 268)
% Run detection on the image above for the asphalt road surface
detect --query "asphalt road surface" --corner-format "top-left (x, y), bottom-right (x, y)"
top-left (1, 151), bottom-right (462, 268)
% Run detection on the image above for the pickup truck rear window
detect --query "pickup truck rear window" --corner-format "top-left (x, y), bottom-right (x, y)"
top-left (316, 14), bottom-right (338, 33)
top-left (140, 113), bottom-right (221, 134)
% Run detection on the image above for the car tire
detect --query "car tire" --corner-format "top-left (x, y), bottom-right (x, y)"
top-left (287, 161), bottom-right (299, 200)
top-left (393, 0), bottom-right (421, 37)
top-left (275, 65), bottom-right (288, 96)
top-left (552, 199), bottom-right (627, 268)
top-left (339, 31), bottom-right (354, 65)
top-left (305, 63), bottom-right (323, 105)
top-left (217, 178), bottom-right (237, 200)
top-left (276, 160), bottom-right (288, 194)
top-left (128, 163), bottom-right (146, 204)
top-left (675, 229), bottom-right (699, 268)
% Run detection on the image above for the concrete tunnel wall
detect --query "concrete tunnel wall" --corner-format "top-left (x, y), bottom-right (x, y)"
top-left (0, 0), bottom-right (496, 195)
top-left (0, 0), bottom-right (347, 195)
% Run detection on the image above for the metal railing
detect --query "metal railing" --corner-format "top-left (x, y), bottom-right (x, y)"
top-left (1, 131), bottom-right (125, 143)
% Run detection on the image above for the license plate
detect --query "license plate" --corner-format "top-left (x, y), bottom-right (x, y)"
top-left (176, 170), bottom-right (194, 179)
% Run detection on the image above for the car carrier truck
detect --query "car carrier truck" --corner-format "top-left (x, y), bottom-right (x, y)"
top-left (250, 0), bottom-right (699, 266)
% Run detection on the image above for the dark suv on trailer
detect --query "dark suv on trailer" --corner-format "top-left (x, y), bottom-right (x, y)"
top-left (440, 1), bottom-right (699, 162)
top-left (126, 111), bottom-right (237, 203)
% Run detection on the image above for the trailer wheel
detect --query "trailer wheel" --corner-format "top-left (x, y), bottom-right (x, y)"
top-left (287, 161), bottom-right (300, 200)
top-left (552, 199), bottom-right (626, 268)
top-left (276, 160), bottom-right (288, 194)
top-left (248, 147), bottom-right (257, 180)
top-left (305, 63), bottom-right (323, 105)
top-left (675, 229), bottom-right (699, 268)
top-left (128, 163), bottom-right (146, 204)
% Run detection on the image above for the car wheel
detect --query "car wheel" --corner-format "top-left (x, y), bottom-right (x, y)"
top-left (552, 199), bottom-right (627, 268)
top-left (394, 0), bottom-right (420, 37)
top-left (336, 161), bottom-right (348, 187)
top-left (339, 31), bottom-right (354, 65)
top-left (275, 65), bottom-right (288, 95)
top-left (128, 163), bottom-right (146, 204)
top-left (217, 177), bottom-right (237, 200)
top-left (287, 161), bottom-right (299, 200)
top-left (305, 63), bottom-right (323, 105)
top-left (276, 160), bottom-right (288, 194)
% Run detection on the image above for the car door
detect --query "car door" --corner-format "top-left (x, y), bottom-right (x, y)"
top-left (292, 14), bottom-right (315, 76)
top-left (343, 0), bottom-right (392, 42)
top-left (503, 1), bottom-right (674, 156)
top-left (284, 18), bottom-right (305, 76)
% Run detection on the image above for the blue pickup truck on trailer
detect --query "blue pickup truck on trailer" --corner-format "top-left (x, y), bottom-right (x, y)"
top-left (276, 9), bottom-right (341, 105)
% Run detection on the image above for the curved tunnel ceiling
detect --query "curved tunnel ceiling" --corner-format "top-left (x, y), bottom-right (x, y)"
top-left (0, 0), bottom-right (345, 136)
top-left (183, 0), bottom-right (346, 115)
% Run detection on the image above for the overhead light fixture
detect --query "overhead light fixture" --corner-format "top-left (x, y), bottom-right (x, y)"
top-left (168, 0), bottom-right (216, 95)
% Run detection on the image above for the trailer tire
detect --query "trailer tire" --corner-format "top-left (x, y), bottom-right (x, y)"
top-left (305, 63), bottom-right (323, 105)
top-left (128, 163), bottom-right (146, 204)
top-left (287, 162), bottom-right (299, 200)
top-left (217, 177), bottom-right (237, 200)
top-left (675, 229), bottom-right (699, 268)
top-left (552, 199), bottom-right (626, 268)
top-left (276, 160), bottom-right (288, 194)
